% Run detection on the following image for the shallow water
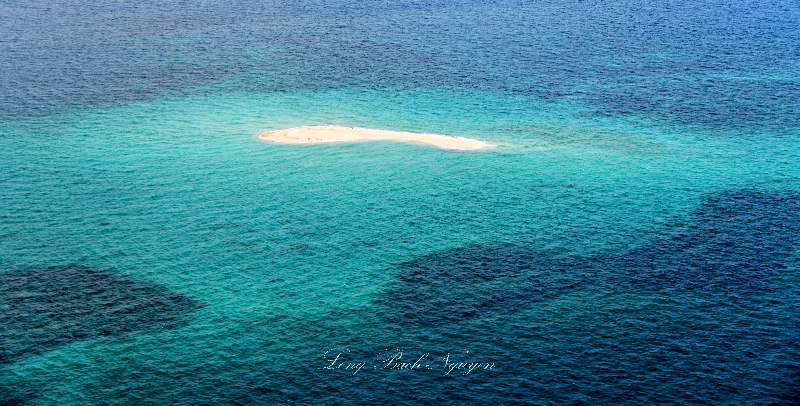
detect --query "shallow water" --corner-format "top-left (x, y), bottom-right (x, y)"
top-left (1, 0), bottom-right (799, 404)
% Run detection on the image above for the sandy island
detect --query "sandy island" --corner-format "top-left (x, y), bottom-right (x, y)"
top-left (258, 126), bottom-right (492, 151)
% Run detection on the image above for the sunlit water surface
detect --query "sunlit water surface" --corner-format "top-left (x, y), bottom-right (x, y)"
top-left (1, 0), bottom-right (799, 404)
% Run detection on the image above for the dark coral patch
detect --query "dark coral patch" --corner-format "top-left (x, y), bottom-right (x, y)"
top-left (0, 266), bottom-right (204, 364)
top-left (608, 191), bottom-right (800, 293)
top-left (381, 191), bottom-right (800, 324)
top-left (0, 381), bottom-right (38, 406)
top-left (380, 246), bottom-right (598, 325)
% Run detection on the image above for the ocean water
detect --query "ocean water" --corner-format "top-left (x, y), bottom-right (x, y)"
top-left (1, 0), bottom-right (800, 404)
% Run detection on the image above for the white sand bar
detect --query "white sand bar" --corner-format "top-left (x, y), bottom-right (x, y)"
top-left (258, 126), bottom-right (492, 151)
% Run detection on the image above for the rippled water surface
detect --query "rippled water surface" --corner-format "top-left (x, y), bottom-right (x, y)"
top-left (1, 0), bottom-right (800, 404)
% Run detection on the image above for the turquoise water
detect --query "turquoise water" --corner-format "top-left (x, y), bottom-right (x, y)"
top-left (3, 89), bottom-right (799, 403)
top-left (2, 0), bottom-right (800, 404)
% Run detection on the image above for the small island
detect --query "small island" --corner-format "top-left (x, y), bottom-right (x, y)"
top-left (258, 126), bottom-right (493, 151)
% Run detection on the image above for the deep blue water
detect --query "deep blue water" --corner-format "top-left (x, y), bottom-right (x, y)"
top-left (1, 0), bottom-right (800, 404)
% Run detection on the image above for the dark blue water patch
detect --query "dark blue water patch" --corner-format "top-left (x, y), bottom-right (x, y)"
top-left (377, 246), bottom-right (598, 326)
top-left (0, 265), bottom-right (204, 365)
top-left (0, 380), bottom-right (38, 406)
top-left (608, 191), bottom-right (800, 293)
top-left (78, 294), bottom-right (800, 405)
top-left (0, 1), bottom-right (251, 119)
top-left (380, 191), bottom-right (800, 325)
top-left (2, 0), bottom-right (798, 133)
top-left (583, 76), bottom-right (800, 133)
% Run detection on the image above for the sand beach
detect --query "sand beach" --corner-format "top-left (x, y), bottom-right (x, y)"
top-left (258, 126), bottom-right (492, 151)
